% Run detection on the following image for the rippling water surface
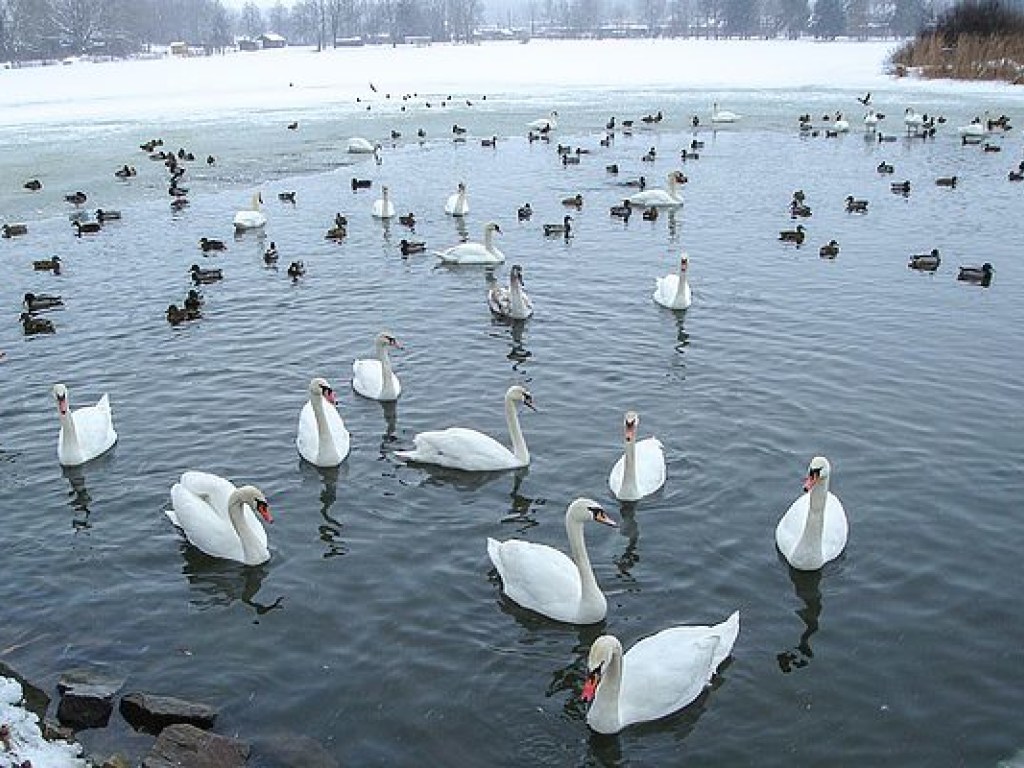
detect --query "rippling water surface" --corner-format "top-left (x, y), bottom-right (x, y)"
top-left (2, 42), bottom-right (1024, 767)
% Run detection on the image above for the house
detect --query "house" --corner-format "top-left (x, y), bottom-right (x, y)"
top-left (260, 33), bottom-right (286, 48)
top-left (238, 38), bottom-right (258, 51)
top-left (169, 41), bottom-right (188, 56)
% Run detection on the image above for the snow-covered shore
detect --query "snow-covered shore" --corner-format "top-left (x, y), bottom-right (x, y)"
top-left (1, 677), bottom-right (87, 768)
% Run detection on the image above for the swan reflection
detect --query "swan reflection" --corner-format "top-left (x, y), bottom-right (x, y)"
top-left (62, 465), bottom-right (92, 531)
top-left (776, 566), bottom-right (823, 673)
top-left (300, 462), bottom-right (348, 559)
top-left (179, 550), bottom-right (283, 619)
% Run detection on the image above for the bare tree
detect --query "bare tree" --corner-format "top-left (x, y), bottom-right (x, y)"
top-left (51, 0), bottom-right (111, 53)
top-left (239, 0), bottom-right (264, 37)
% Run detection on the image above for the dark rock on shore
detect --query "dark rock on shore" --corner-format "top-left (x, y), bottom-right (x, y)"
top-left (120, 692), bottom-right (218, 734)
top-left (56, 668), bottom-right (126, 729)
top-left (0, 660), bottom-right (50, 721)
top-left (142, 723), bottom-right (249, 768)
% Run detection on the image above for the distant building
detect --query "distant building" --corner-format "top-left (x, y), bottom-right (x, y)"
top-left (260, 33), bottom-right (286, 48)
top-left (238, 38), bottom-right (258, 51)
top-left (169, 41), bottom-right (188, 56)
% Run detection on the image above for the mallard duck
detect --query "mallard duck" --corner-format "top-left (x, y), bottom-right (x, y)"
top-left (278, 191), bottom-right (297, 203)
top-left (517, 203), bottom-right (533, 220)
top-left (95, 208), bottom-right (121, 221)
top-left (398, 212), bottom-right (416, 228)
top-left (790, 200), bottom-right (812, 218)
top-left (845, 195), bottom-right (869, 213)
top-left (957, 263), bottom-right (993, 284)
top-left (561, 153), bottom-right (581, 166)
top-left (73, 221), bottom-right (102, 236)
top-left (23, 179), bottom-right (42, 191)
top-left (779, 224), bottom-right (806, 244)
top-left (114, 164), bottom-right (135, 179)
top-left (622, 176), bottom-right (646, 189)
top-left (24, 292), bottom-right (64, 311)
top-left (641, 147), bottom-right (656, 162)
top-left (184, 289), bottom-right (203, 311)
top-left (2, 223), bottom-right (28, 238)
top-left (561, 193), bottom-right (583, 208)
top-left (287, 121), bottom-right (298, 130)
top-left (908, 249), bottom-right (940, 271)
top-left (33, 255), bottom-right (61, 273)
top-left (64, 191), bottom-right (87, 205)
top-left (325, 225), bottom-right (347, 240)
top-left (606, 163), bottom-right (619, 174)
top-left (481, 136), bottom-right (497, 147)
top-left (935, 176), bottom-right (957, 187)
top-left (642, 206), bottom-right (659, 221)
top-left (819, 240), bottom-right (840, 258)
top-left (890, 180), bottom-right (911, 195)
top-left (166, 303), bottom-right (200, 325)
top-left (190, 264), bottom-right (222, 283)
top-left (609, 201), bottom-right (632, 219)
top-left (543, 215), bottom-right (572, 237)
top-left (263, 242), bottom-right (279, 264)
top-left (21, 312), bottom-right (55, 334)
top-left (199, 237), bottom-right (226, 252)
top-left (399, 239), bottom-right (426, 255)
top-left (877, 161), bottom-right (894, 174)
top-left (351, 177), bottom-right (372, 191)
top-left (287, 261), bottom-right (306, 279)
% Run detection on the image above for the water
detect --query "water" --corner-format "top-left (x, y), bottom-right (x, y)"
top-left (2, 41), bottom-right (1024, 767)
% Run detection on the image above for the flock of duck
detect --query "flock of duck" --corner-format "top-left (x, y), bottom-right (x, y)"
top-left (5, 92), bottom-right (1014, 735)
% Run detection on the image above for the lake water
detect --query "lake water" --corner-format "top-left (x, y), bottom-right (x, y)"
top-left (2, 40), bottom-right (1024, 767)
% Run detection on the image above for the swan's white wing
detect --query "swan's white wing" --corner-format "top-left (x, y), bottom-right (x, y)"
top-left (435, 242), bottom-right (502, 265)
top-left (608, 456), bottom-right (626, 496)
top-left (653, 274), bottom-right (678, 306)
top-left (635, 437), bottom-right (666, 496)
top-left (352, 359), bottom-right (384, 399)
top-left (822, 493), bottom-right (849, 561)
top-left (397, 427), bottom-right (518, 470)
top-left (775, 491), bottom-right (848, 567)
top-left (169, 481), bottom-right (245, 562)
top-left (628, 190), bottom-right (680, 207)
top-left (487, 538), bottom-right (584, 622)
top-left (488, 285), bottom-right (511, 316)
top-left (619, 612), bottom-right (739, 727)
top-left (71, 394), bottom-right (118, 460)
top-left (297, 402), bottom-right (350, 465)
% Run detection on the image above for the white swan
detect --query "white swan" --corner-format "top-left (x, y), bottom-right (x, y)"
top-left (582, 611), bottom-right (740, 734)
top-left (488, 264), bottom-right (533, 319)
top-left (53, 383), bottom-right (117, 467)
top-left (233, 192), bottom-right (266, 232)
top-left (711, 102), bottom-right (740, 123)
top-left (297, 377), bottom-right (351, 467)
top-left (444, 181), bottom-right (470, 216)
top-left (166, 471), bottom-right (272, 566)
top-left (652, 252), bottom-right (691, 310)
top-left (395, 384), bottom-right (533, 470)
top-left (347, 136), bottom-right (376, 154)
top-left (863, 110), bottom-right (880, 132)
top-left (487, 498), bottom-right (618, 624)
top-left (832, 112), bottom-right (850, 132)
top-left (609, 411), bottom-right (665, 501)
top-left (775, 456), bottom-right (848, 570)
top-left (527, 110), bottom-right (558, 131)
top-left (372, 185), bottom-right (395, 219)
top-left (904, 107), bottom-right (924, 133)
top-left (435, 221), bottom-right (504, 265)
top-left (352, 331), bottom-right (402, 401)
top-left (627, 171), bottom-right (684, 207)
top-left (958, 118), bottom-right (987, 138)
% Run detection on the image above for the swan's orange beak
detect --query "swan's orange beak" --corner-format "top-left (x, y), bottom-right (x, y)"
top-left (595, 510), bottom-right (618, 528)
top-left (255, 500), bottom-right (273, 523)
top-left (802, 471), bottom-right (820, 493)
top-left (582, 669), bottom-right (601, 702)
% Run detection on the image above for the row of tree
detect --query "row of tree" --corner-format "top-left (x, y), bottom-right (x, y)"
top-left (0, 0), bottom-right (942, 62)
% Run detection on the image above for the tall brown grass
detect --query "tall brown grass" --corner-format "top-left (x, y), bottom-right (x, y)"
top-left (889, 33), bottom-right (1024, 83)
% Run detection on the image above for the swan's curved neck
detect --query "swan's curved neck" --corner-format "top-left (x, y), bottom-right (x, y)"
top-left (59, 408), bottom-right (80, 459)
top-left (620, 438), bottom-right (639, 499)
top-left (566, 513), bottom-right (603, 611)
top-left (311, 394), bottom-right (340, 465)
top-left (505, 396), bottom-right (529, 465)
top-left (509, 277), bottom-right (527, 316)
top-left (674, 263), bottom-right (688, 301)
top-left (590, 643), bottom-right (624, 733)
top-left (484, 228), bottom-right (495, 252)
top-left (228, 494), bottom-right (263, 564)
top-left (794, 479), bottom-right (829, 563)
top-left (377, 344), bottom-right (396, 400)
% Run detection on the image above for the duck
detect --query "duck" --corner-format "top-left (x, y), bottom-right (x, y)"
top-left (64, 191), bottom-right (87, 205)
top-left (1009, 169), bottom-right (1024, 182)
top-left (278, 191), bottom-right (297, 203)
top-left (582, 611), bottom-right (740, 734)
top-left (297, 377), bottom-right (350, 467)
top-left (608, 411), bottom-right (666, 502)
top-left (890, 180), bottom-right (911, 195)
top-left (21, 312), bottom-right (55, 335)
top-left (73, 220), bottom-right (102, 236)
top-left (166, 303), bottom-right (200, 325)
top-left (622, 175), bottom-right (646, 189)
top-left (451, 123), bottom-right (467, 135)
top-left (287, 121), bottom-right (298, 130)
top-left (561, 153), bottom-right (580, 166)
top-left (372, 185), bottom-right (396, 219)
top-left (957, 263), bottom-right (994, 285)
top-left (52, 383), bottom-right (117, 466)
top-left (876, 161), bottom-right (894, 174)
top-left (166, 471), bottom-right (273, 566)
top-left (263, 242), bottom-right (279, 264)
top-left (444, 181), bottom-right (470, 216)
top-left (488, 264), bottom-right (533, 320)
top-left (487, 498), bottom-right (618, 624)
top-left (819, 239), bottom-right (840, 259)
top-left (935, 175), bottom-right (958, 187)
top-left (779, 224), bottom-right (805, 244)
top-left (543, 215), bottom-right (572, 238)
top-left (287, 261), bottom-right (306, 279)
top-left (857, 91), bottom-right (872, 106)
top-left (642, 206), bottom-right (659, 221)
top-left (627, 171), bottom-right (685, 207)
top-left (352, 332), bottom-right (403, 401)
top-left (114, 164), bottom-right (135, 179)
top-left (641, 147), bottom-right (657, 162)
top-left (652, 252), bottom-right (691, 310)
top-left (399, 239), bottom-right (425, 255)
top-left (517, 203), bottom-right (533, 221)
top-left (527, 110), bottom-right (558, 131)
top-left (398, 212), bottom-right (416, 228)
top-left (347, 136), bottom-right (377, 154)
top-left (776, 456), bottom-right (848, 571)
top-left (609, 201), bottom-right (632, 220)
top-left (845, 195), bottom-right (869, 213)
top-left (351, 177), bottom-right (372, 191)
top-left (233, 192), bottom-right (266, 231)
top-left (435, 222), bottom-right (504, 265)
top-left (23, 179), bottom-right (42, 191)
top-left (190, 264), bottom-right (222, 283)
top-left (606, 163), bottom-right (619, 174)
top-left (908, 248), bottom-right (941, 271)
top-left (23, 292), bottom-right (64, 312)
top-left (184, 289), bottom-right (203, 311)
top-left (395, 384), bottom-right (534, 471)
top-left (32, 255), bottom-right (61, 273)
top-left (2, 223), bottom-right (28, 238)
top-left (711, 102), bottom-right (740, 123)
top-left (561, 193), bottom-right (583, 208)
top-left (789, 200), bottom-right (812, 218)
top-left (95, 208), bottom-right (121, 222)
top-left (199, 237), bottom-right (226, 252)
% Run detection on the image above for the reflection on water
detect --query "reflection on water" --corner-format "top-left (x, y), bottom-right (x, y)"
top-left (497, 469), bottom-right (539, 533)
top-left (304, 462), bottom-right (348, 559)
top-left (776, 566), bottom-right (824, 674)
top-left (180, 548), bottom-right (283, 620)
top-left (673, 310), bottom-right (691, 355)
top-left (62, 465), bottom-right (92, 532)
top-left (612, 505), bottom-right (641, 586)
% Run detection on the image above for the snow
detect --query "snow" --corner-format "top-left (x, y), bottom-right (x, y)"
top-left (0, 677), bottom-right (87, 768)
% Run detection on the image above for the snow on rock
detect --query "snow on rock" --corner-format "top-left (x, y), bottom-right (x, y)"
top-left (1, 675), bottom-right (88, 768)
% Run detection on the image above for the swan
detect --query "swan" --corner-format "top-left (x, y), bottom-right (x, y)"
top-left (297, 377), bottom-right (351, 467)
top-left (608, 411), bottom-right (665, 501)
top-left (488, 264), bottom-right (533, 320)
top-left (863, 110), bottom-right (880, 131)
top-left (582, 611), bottom-right (740, 734)
top-left (372, 185), bottom-right (395, 219)
top-left (352, 332), bottom-right (402, 401)
top-left (832, 112), bottom-right (850, 132)
top-left (627, 171), bottom-right (685, 208)
top-left (395, 384), bottom-right (533, 471)
top-left (527, 110), bottom-right (558, 131)
top-left (652, 252), bottom-right (691, 310)
top-left (435, 222), bottom-right (504, 265)
top-left (958, 119), bottom-right (987, 138)
top-left (487, 498), bottom-right (618, 624)
top-left (711, 102), bottom-right (740, 123)
top-left (166, 471), bottom-right (273, 566)
top-left (904, 107), bottom-right (924, 133)
top-left (347, 136), bottom-right (377, 154)
top-left (444, 181), bottom-right (470, 216)
top-left (775, 456), bottom-right (848, 571)
top-left (53, 383), bottom-right (117, 466)
top-left (233, 192), bottom-right (266, 232)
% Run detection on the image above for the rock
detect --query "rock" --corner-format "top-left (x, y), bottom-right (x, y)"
top-left (99, 754), bottom-right (132, 768)
top-left (42, 716), bottom-right (76, 742)
top-left (119, 692), bottom-right (218, 734)
top-left (142, 724), bottom-right (249, 768)
top-left (56, 668), bottom-right (125, 730)
top-left (0, 661), bottom-right (50, 721)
